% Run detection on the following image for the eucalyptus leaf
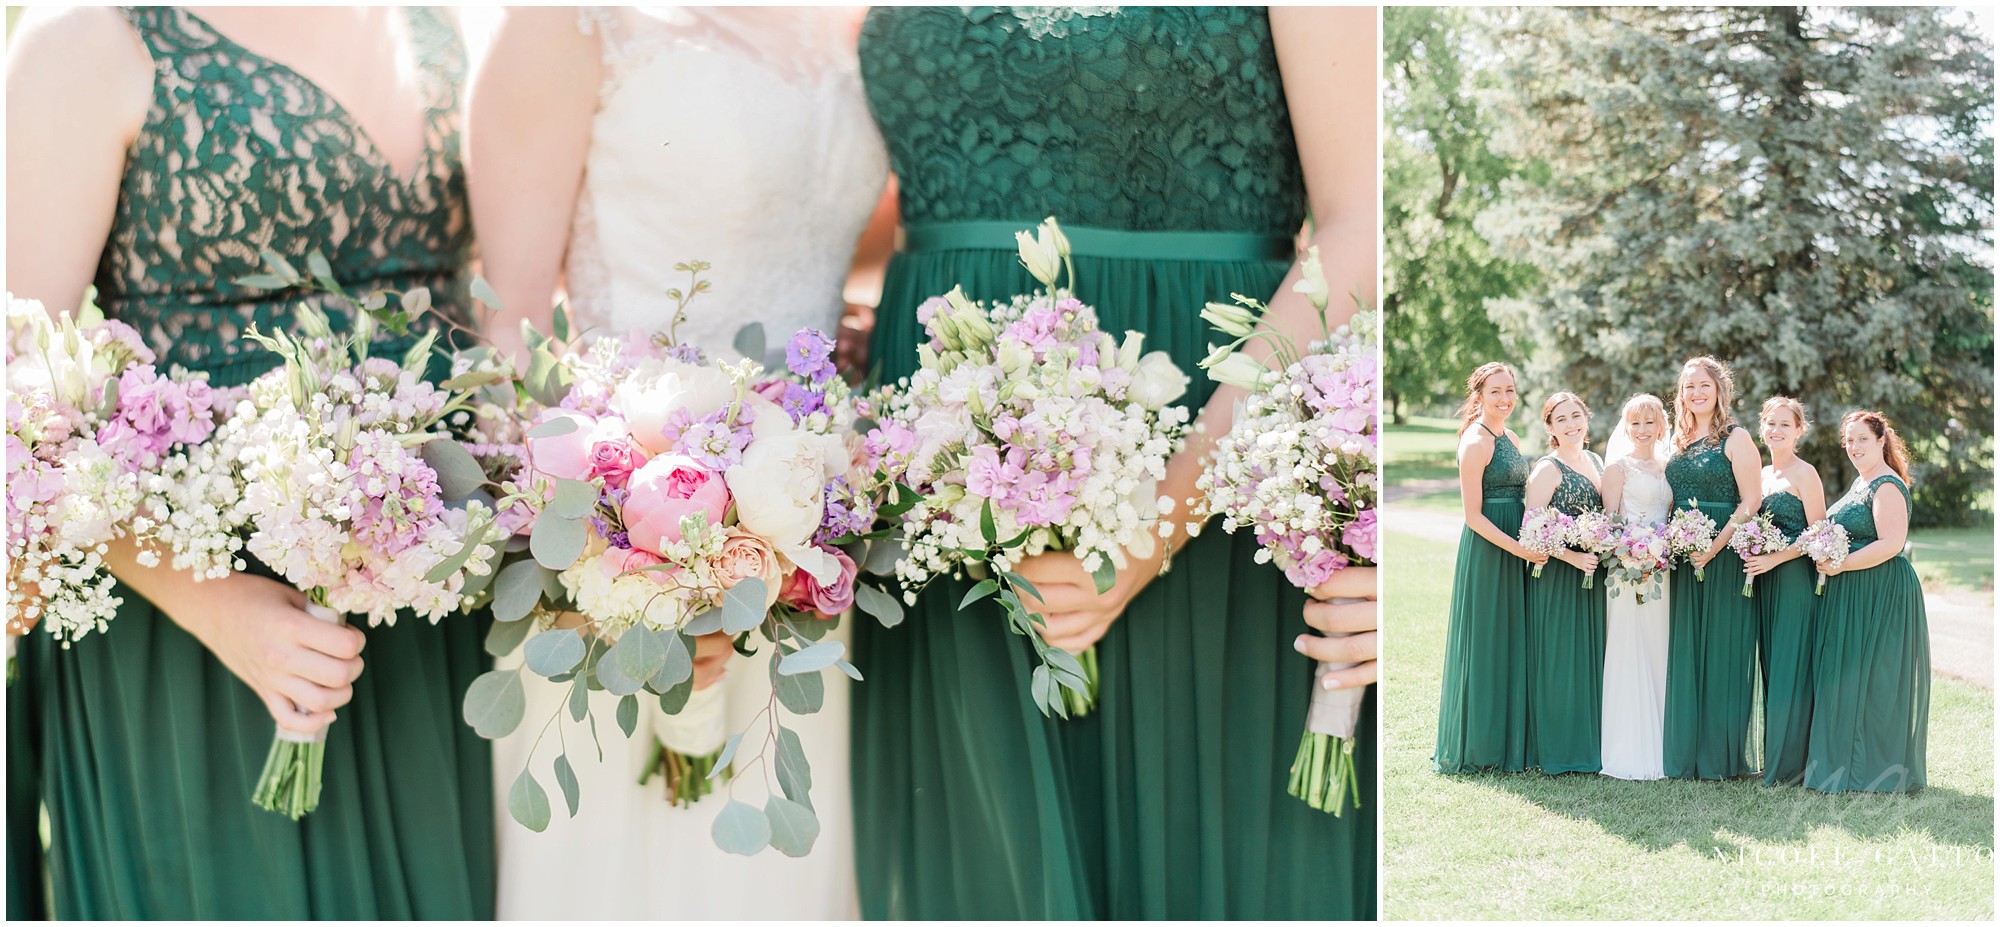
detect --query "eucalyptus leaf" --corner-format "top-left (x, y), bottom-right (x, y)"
top-left (492, 559), bottom-right (545, 623)
top-left (442, 368), bottom-right (508, 391)
top-left (776, 724), bottom-right (813, 801)
top-left (553, 302), bottom-right (571, 343)
top-left (681, 607), bottom-right (725, 636)
top-left (616, 693), bottom-right (639, 737)
top-left (774, 663), bottom-right (825, 714)
top-left (463, 670), bottom-right (526, 739)
top-left (852, 583), bottom-right (904, 628)
top-left (711, 799), bottom-right (771, 856)
top-left (568, 676), bottom-right (589, 722)
top-left (719, 578), bottom-right (768, 634)
top-left (549, 479), bottom-right (598, 520)
top-left (509, 769), bottom-right (551, 833)
top-left (553, 754), bottom-right (580, 817)
top-left (833, 658), bottom-right (864, 682)
top-left (422, 532), bottom-right (481, 585)
top-left (523, 629), bottom-right (586, 676)
top-left (421, 438), bottom-right (487, 501)
top-left (651, 630), bottom-right (693, 691)
top-left (259, 248), bottom-right (300, 283)
top-left (305, 251), bottom-right (337, 288)
top-left (733, 322), bottom-right (766, 362)
top-left (657, 676), bottom-right (694, 714)
top-left (523, 415), bottom-right (578, 441)
top-left (531, 515), bottom-right (588, 570)
top-left (611, 625), bottom-right (668, 684)
top-left (470, 275), bottom-right (504, 311)
top-left (764, 796), bottom-right (819, 858)
top-left (710, 732), bottom-right (744, 779)
top-left (234, 273), bottom-right (292, 291)
top-left (594, 644), bottom-right (645, 697)
top-left (777, 640), bottom-right (845, 676)
top-left (863, 537), bottom-right (904, 576)
top-left (485, 614), bottom-right (533, 657)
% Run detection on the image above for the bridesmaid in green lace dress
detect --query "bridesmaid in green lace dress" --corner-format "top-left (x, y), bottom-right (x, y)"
top-left (1661, 356), bottom-right (1765, 780)
top-left (1806, 412), bottom-right (1929, 793)
top-left (5, 8), bottom-right (493, 917)
top-left (1435, 363), bottom-right (1545, 773)
top-left (852, 7), bottom-right (1377, 918)
top-left (1739, 397), bottom-right (1826, 786)
top-left (1521, 392), bottom-right (1606, 774)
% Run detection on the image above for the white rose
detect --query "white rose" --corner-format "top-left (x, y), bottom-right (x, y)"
top-left (610, 358), bottom-right (737, 454)
top-left (1129, 351), bottom-right (1190, 410)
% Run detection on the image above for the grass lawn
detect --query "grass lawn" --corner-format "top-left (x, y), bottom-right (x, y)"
top-left (1385, 415), bottom-right (1465, 486)
top-left (1384, 529), bottom-right (1995, 920)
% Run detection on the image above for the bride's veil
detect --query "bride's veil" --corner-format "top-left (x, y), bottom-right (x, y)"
top-left (1603, 395), bottom-right (1674, 467)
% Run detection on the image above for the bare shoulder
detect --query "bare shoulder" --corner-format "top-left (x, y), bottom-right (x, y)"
top-left (1785, 458), bottom-right (1824, 491)
top-left (7, 7), bottom-right (152, 125)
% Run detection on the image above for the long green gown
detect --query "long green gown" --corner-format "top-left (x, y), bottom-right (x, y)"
top-left (1805, 475), bottom-right (1929, 793)
top-left (1526, 453), bottom-right (1606, 774)
top-left (1755, 489), bottom-right (1816, 786)
top-left (1663, 430), bottom-right (1760, 779)
top-left (1434, 424), bottom-right (1533, 774)
top-left (851, 7), bottom-right (1373, 920)
top-left (7, 8), bottom-right (495, 918)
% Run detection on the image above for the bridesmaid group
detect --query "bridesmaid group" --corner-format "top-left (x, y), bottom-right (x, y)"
top-left (5, 6), bottom-right (1377, 920)
top-left (1433, 357), bottom-right (1931, 794)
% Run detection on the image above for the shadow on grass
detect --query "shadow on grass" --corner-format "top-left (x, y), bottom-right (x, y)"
top-left (1443, 767), bottom-right (1994, 859)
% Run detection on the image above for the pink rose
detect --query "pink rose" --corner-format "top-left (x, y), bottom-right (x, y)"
top-left (587, 439), bottom-right (646, 490)
top-left (779, 546), bottom-right (857, 617)
top-left (526, 410), bottom-right (604, 483)
top-left (715, 529), bottom-right (783, 606)
top-left (601, 545), bottom-right (668, 585)
top-left (623, 455), bottom-right (730, 554)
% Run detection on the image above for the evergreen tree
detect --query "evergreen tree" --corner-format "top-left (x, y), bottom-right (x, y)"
top-left (1478, 6), bottom-right (1993, 524)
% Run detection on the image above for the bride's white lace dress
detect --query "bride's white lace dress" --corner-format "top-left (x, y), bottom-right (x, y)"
top-left (1599, 460), bottom-right (1673, 781)
top-left (492, 7), bottom-right (886, 919)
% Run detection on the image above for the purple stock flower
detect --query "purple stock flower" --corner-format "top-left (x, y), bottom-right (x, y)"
top-left (785, 329), bottom-right (838, 384)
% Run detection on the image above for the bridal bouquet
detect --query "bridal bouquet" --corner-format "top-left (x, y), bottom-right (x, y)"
top-left (170, 261), bottom-right (507, 820)
top-left (1606, 520), bottom-right (1671, 603)
top-left (1568, 510), bottom-right (1619, 590)
top-left (1663, 503), bottom-right (1720, 581)
top-left (465, 266), bottom-right (880, 857)
top-left (866, 218), bottom-right (1191, 720)
top-left (4, 296), bottom-right (220, 644)
top-left (1795, 519), bottom-right (1850, 596)
top-left (1726, 512), bottom-right (1787, 598)
top-left (1518, 507), bottom-right (1574, 578)
top-left (1191, 245), bottom-right (1377, 816)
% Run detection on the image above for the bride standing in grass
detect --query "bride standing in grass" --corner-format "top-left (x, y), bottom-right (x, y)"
top-left (1598, 394), bottom-right (1674, 781)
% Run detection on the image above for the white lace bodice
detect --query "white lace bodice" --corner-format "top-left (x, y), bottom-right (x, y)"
top-left (1617, 461), bottom-right (1674, 525)
top-left (565, 6), bottom-right (888, 352)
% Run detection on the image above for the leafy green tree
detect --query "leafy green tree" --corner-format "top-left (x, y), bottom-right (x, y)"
top-left (1478, 6), bottom-right (1993, 525)
top-left (1382, 6), bottom-right (1539, 422)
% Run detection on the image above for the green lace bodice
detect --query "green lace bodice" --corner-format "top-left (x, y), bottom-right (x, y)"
top-left (1477, 426), bottom-right (1530, 499)
top-left (1665, 428), bottom-right (1743, 510)
top-left (1544, 452), bottom-right (1605, 515)
top-left (97, 7), bottom-right (471, 387)
top-left (1759, 491), bottom-right (1809, 543)
top-left (859, 6), bottom-right (1305, 233)
top-left (1827, 474), bottom-right (1911, 552)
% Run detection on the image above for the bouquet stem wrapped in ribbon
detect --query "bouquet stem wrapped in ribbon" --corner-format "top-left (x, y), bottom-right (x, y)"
top-left (865, 218), bottom-right (1192, 720)
top-left (1795, 519), bottom-right (1850, 596)
top-left (1726, 512), bottom-right (1788, 598)
top-left (1191, 246), bottom-right (1378, 816)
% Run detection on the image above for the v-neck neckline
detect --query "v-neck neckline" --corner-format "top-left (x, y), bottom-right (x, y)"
top-left (178, 7), bottom-right (439, 190)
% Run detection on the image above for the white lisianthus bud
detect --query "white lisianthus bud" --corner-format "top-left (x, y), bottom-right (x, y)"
top-left (1208, 353), bottom-right (1270, 391)
top-left (1130, 351), bottom-right (1190, 410)
top-left (1200, 341), bottom-right (1237, 370)
top-left (1201, 301), bottom-right (1259, 339)
top-left (1015, 225), bottom-right (1063, 287)
top-left (1293, 245), bottom-right (1329, 311)
top-left (996, 338), bottom-right (1033, 374)
top-left (1117, 331), bottom-right (1147, 372)
top-left (1041, 216), bottom-right (1071, 258)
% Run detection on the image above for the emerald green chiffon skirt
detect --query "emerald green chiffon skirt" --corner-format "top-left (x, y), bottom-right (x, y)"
top-left (851, 245), bottom-right (1375, 920)
top-left (1526, 558), bottom-right (1605, 774)
top-left (1433, 499), bottom-right (1531, 774)
top-left (1805, 557), bottom-right (1929, 793)
top-left (11, 583), bottom-right (496, 918)
top-left (1664, 510), bottom-right (1760, 780)
top-left (1757, 556), bottom-right (1817, 786)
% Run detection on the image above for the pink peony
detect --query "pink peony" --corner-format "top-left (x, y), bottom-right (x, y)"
top-left (624, 455), bottom-right (730, 554)
top-left (779, 546), bottom-right (857, 617)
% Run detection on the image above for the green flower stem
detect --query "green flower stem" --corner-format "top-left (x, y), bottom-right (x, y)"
top-left (645, 742), bottom-right (732, 808)
top-left (1288, 730), bottom-right (1360, 816)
